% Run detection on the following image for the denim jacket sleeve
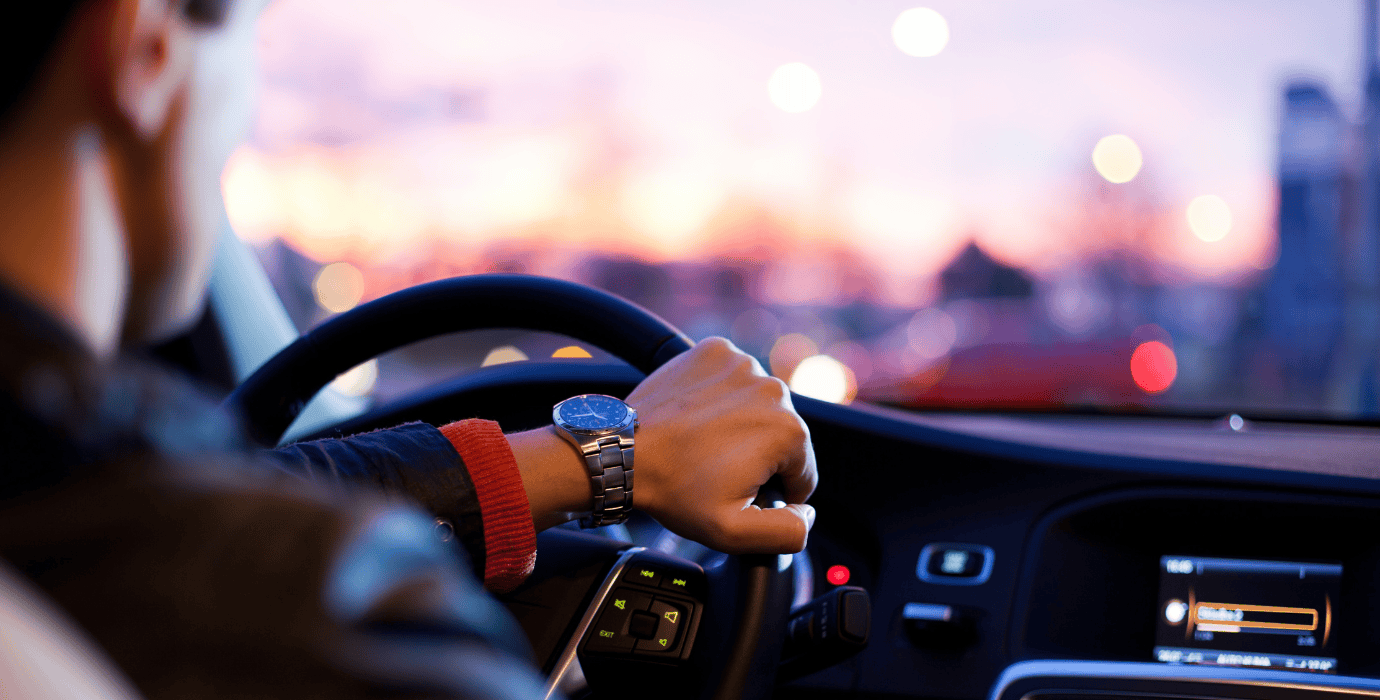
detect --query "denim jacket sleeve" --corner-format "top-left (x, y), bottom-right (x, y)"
top-left (264, 422), bottom-right (488, 578)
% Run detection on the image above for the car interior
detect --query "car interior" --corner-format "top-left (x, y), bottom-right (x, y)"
top-left (134, 223), bottom-right (1379, 700)
top-left (68, 1), bottom-right (1380, 700)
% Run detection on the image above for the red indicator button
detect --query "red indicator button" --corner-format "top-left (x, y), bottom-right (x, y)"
top-left (826, 564), bottom-right (851, 586)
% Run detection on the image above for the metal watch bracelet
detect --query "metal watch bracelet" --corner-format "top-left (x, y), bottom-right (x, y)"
top-left (579, 434), bottom-right (634, 528)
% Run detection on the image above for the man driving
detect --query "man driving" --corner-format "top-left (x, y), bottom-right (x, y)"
top-left (0, 0), bottom-right (817, 696)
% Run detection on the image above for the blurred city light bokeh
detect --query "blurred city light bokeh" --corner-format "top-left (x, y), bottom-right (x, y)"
top-left (227, 0), bottom-right (1380, 418)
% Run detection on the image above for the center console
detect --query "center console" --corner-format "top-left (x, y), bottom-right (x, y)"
top-left (998, 487), bottom-right (1380, 700)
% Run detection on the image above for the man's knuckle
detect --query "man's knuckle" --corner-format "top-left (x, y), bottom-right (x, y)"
top-left (759, 376), bottom-right (788, 398)
top-left (701, 337), bottom-right (732, 354)
top-left (747, 356), bottom-right (768, 377)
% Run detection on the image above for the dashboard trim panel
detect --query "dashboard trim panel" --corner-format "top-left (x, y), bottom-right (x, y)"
top-left (988, 661), bottom-right (1380, 700)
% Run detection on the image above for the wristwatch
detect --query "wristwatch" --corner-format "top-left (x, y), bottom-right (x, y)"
top-left (552, 394), bottom-right (638, 528)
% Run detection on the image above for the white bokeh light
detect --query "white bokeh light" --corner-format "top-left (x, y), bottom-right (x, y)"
top-left (892, 8), bottom-right (950, 57)
top-left (314, 261), bottom-right (365, 313)
top-left (789, 354), bottom-right (852, 403)
top-left (330, 359), bottom-right (378, 397)
top-left (768, 63), bottom-right (823, 113)
top-left (1091, 134), bottom-right (1144, 184)
top-left (1186, 194), bottom-right (1232, 242)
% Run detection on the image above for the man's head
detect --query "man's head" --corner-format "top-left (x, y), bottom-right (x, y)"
top-left (0, 0), bottom-right (266, 351)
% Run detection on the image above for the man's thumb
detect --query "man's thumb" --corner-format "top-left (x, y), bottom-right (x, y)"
top-left (722, 503), bottom-right (815, 554)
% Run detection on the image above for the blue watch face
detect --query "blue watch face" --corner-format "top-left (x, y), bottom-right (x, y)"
top-left (558, 395), bottom-right (629, 430)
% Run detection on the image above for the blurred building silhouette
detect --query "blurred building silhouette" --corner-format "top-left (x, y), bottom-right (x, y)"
top-left (1331, 0), bottom-right (1380, 413)
top-left (1259, 82), bottom-right (1348, 407)
top-left (939, 243), bottom-right (1034, 301)
top-left (1244, 0), bottom-right (1380, 415)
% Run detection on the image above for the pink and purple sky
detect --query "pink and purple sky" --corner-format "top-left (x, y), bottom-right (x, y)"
top-left (223, 0), bottom-right (1366, 305)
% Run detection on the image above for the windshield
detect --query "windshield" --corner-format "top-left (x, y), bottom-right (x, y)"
top-left (227, 0), bottom-right (1373, 420)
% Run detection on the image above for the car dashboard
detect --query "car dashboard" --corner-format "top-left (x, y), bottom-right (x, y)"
top-left (790, 400), bottom-right (1380, 700)
top-left (301, 360), bottom-right (1380, 700)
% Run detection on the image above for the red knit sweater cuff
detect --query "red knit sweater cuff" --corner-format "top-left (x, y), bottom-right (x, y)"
top-left (439, 419), bottom-right (536, 593)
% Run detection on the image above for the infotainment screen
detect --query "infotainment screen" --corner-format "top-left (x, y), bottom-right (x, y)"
top-left (1154, 556), bottom-right (1340, 673)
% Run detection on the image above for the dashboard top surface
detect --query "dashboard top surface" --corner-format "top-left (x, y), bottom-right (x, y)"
top-left (802, 397), bottom-right (1380, 484)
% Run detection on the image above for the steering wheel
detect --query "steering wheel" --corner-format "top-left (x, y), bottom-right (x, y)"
top-left (224, 274), bottom-right (794, 700)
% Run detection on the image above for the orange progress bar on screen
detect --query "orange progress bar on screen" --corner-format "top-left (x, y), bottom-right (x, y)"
top-left (1191, 603), bottom-right (1318, 632)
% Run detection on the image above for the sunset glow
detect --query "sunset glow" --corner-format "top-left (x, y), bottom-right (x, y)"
top-left (227, 0), bottom-right (1357, 415)
top-left (224, 0), bottom-right (1303, 286)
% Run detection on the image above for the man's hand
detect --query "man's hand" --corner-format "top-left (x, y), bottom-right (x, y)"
top-left (508, 337), bottom-right (817, 554)
top-left (625, 337), bottom-right (817, 554)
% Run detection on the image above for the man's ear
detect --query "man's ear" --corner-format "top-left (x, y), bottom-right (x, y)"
top-left (98, 0), bottom-right (196, 140)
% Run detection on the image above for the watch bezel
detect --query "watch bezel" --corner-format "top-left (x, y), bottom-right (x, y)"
top-left (551, 394), bottom-right (637, 436)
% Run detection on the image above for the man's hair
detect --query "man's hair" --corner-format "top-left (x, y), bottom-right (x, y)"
top-left (0, 0), bottom-right (232, 126)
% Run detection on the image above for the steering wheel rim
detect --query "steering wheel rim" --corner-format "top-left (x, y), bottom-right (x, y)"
top-left (225, 273), bottom-right (692, 447)
top-left (224, 273), bottom-right (793, 700)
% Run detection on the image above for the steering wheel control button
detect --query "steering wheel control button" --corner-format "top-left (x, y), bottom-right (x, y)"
top-left (626, 565), bottom-right (662, 587)
top-left (619, 552), bottom-right (709, 600)
top-left (578, 552), bottom-right (706, 664)
top-left (586, 614), bottom-right (634, 654)
top-left (585, 588), bottom-right (652, 654)
top-left (628, 611), bottom-right (660, 639)
top-left (916, 543), bottom-right (994, 585)
top-left (615, 589), bottom-right (654, 617)
top-left (660, 573), bottom-right (692, 594)
top-left (634, 600), bottom-right (685, 654)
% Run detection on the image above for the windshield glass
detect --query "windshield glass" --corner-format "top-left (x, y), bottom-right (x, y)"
top-left (229, 0), bottom-right (1372, 419)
